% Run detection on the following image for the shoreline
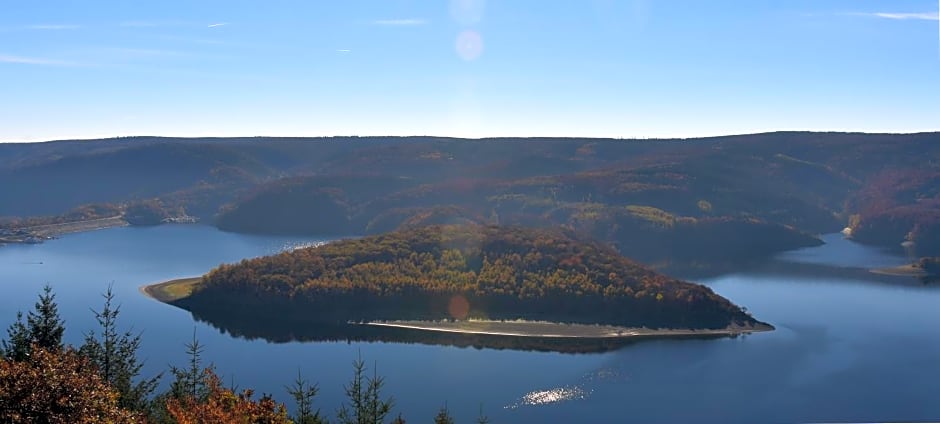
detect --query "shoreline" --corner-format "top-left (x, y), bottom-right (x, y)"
top-left (25, 215), bottom-right (129, 238)
top-left (870, 264), bottom-right (931, 278)
top-left (140, 276), bottom-right (202, 303)
top-left (363, 320), bottom-right (773, 339)
top-left (140, 277), bottom-right (773, 340)
top-left (1, 216), bottom-right (129, 245)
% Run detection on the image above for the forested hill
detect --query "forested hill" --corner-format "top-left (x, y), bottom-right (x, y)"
top-left (2, 132), bottom-right (939, 260)
top-left (181, 225), bottom-right (766, 330)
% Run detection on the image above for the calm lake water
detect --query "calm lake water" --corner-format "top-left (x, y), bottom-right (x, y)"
top-left (2, 226), bottom-right (939, 423)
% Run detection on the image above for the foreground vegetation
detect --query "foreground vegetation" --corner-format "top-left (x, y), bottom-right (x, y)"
top-left (179, 225), bottom-right (764, 330)
top-left (0, 286), bottom-right (489, 423)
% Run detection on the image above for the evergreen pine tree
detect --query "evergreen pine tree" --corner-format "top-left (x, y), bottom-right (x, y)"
top-left (79, 285), bottom-right (161, 413)
top-left (168, 329), bottom-right (211, 401)
top-left (151, 329), bottom-right (213, 422)
top-left (26, 284), bottom-right (65, 352)
top-left (2, 284), bottom-right (65, 361)
top-left (287, 369), bottom-right (326, 424)
top-left (337, 353), bottom-right (393, 424)
top-left (1, 312), bottom-right (30, 361)
top-left (433, 404), bottom-right (455, 424)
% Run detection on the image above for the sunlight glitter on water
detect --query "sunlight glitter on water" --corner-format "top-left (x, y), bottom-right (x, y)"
top-left (503, 366), bottom-right (626, 409)
top-left (504, 386), bottom-right (592, 409)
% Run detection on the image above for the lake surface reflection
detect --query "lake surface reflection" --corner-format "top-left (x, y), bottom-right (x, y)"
top-left (2, 227), bottom-right (939, 423)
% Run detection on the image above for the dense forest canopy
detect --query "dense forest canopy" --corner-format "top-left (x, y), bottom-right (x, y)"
top-left (183, 225), bottom-right (765, 330)
top-left (1, 132), bottom-right (938, 261)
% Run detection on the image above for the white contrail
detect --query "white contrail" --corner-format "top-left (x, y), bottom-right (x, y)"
top-left (207, 23), bottom-right (228, 28)
top-left (869, 12), bottom-right (938, 20)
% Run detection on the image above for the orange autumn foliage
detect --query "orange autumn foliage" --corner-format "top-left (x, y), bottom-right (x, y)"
top-left (166, 368), bottom-right (291, 424)
top-left (0, 347), bottom-right (141, 424)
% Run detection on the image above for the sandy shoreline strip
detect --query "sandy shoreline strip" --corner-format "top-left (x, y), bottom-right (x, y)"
top-left (27, 216), bottom-right (129, 238)
top-left (140, 277), bottom-right (202, 303)
top-left (364, 320), bottom-right (772, 339)
top-left (870, 264), bottom-right (930, 278)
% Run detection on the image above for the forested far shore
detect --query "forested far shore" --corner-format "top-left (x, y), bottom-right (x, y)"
top-left (3, 132), bottom-right (937, 263)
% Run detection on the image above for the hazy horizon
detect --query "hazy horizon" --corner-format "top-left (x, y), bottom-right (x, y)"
top-left (5, 128), bottom-right (940, 145)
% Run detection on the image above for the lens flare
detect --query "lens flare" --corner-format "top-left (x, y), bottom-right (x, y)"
top-left (447, 295), bottom-right (470, 319)
top-left (455, 30), bottom-right (484, 61)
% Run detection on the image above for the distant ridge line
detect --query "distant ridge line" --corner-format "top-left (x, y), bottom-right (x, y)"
top-left (9, 130), bottom-right (940, 145)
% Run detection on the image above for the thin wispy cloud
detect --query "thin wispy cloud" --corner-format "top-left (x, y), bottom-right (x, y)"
top-left (0, 54), bottom-right (77, 67)
top-left (373, 18), bottom-right (427, 26)
top-left (207, 23), bottom-right (229, 28)
top-left (336, 49), bottom-right (352, 53)
top-left (26, 24), bottom-right (82, 30)
top-left (850, 12), bottom-right (939, 21)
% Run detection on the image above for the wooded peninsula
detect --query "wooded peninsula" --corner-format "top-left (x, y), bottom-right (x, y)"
top-left (162, 224), bottom-right (770, 332)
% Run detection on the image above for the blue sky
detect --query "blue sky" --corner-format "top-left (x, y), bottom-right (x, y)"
top-left (1, 0), bottom-right (938, 142)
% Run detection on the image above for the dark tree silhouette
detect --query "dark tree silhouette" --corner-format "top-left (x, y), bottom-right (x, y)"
top-left (79, 285), bottom-right (161, 414)
top-left (337, 353), bottom-right (394, 424)
top-left (287, 369), bottom-right (326, 424)
top-left (2, 284), bottom-right (65, 361)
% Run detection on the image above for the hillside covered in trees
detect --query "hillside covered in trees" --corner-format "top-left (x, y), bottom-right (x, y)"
top-left (2, 132), bottom-right (938, 262)
top-left (177, 225), bottom-right (767, 330)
